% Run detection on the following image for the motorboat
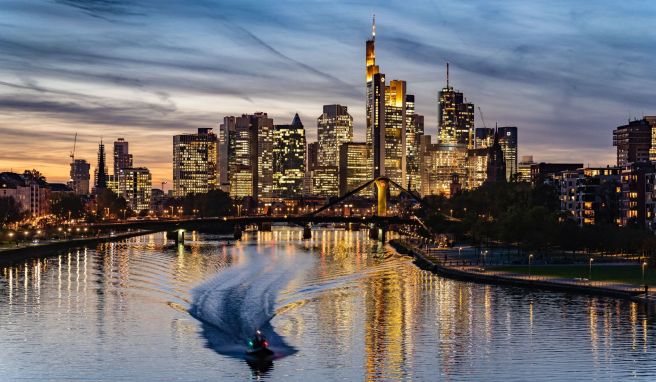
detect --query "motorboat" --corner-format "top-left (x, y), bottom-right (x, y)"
top-left (246, 330), bottom-right (274, 358)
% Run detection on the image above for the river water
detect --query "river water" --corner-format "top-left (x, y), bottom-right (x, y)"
top-left (1, 228), bottom-right (655, 381)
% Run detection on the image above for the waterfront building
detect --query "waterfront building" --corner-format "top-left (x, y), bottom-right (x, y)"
top-left (0, 172), bottom-right (50, 217)
top-left (172, 128), bottom-right (218, 197)
top-left (254, 113), bottom-right (275, 201)
top-left (273, 114), bottom-right (306, 197)
top-left (497, 126), bottom-right (518, 181)
top-left (619, 162), bottom-right (655, 227)
top-left (339, 142), bottom-right (372, 197)
top-left (559, 167), bottom-right (621, 226)
top-left (118, 167), bottom-right (152, 212)
top-left (68, 159), bottom-right (90, 195)
top-left (419, 135), bottom-right (467, 197)
top-left (317, 105), bottom-right (353, 167)
top-left (113, 138), bottom-right (133, 176)
top-left (438, 64), bottom-right (475, 147)
top-left (93, 140), bottom-right (108, 193)
top-left (613, 118), bottom-right (652, 166)
top-left (222, 115), bottom-right (255, 199)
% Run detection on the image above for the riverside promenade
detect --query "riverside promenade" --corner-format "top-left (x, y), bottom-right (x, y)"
top-left (391, 238), bottom-right (653, 303)
top-left (0, 229), bottom-right (156, 266)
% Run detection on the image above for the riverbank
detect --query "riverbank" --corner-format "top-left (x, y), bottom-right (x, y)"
top-left (390, 239), bottom-right (653, 303)
top-left (0, 230), bottom-right (156, 266)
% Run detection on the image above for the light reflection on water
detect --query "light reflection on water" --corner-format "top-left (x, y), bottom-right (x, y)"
top-left (0, 228), bottom-right (655, 381)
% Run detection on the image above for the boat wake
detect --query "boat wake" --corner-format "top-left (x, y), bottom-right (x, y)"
top-left (189, 246), bottom-right (310, 362)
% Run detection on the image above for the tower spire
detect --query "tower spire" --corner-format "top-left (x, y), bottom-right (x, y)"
top-left (372, 14), bottom-right (376, 40)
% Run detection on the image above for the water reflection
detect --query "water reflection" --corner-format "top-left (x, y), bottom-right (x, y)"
top-left (1, 229), bottom-right (656, 381)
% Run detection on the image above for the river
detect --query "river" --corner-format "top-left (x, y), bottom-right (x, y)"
top-left (1, 228), bottom-right (655, 381)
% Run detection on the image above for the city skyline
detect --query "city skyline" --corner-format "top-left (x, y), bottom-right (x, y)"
top-left (2, 1), bottom-right (655, 186)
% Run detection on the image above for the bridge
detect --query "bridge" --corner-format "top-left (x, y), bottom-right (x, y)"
top-left (89, 177), bottom-right (443, 243)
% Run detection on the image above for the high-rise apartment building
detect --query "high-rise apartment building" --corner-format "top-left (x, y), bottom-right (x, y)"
top-left (172, 128), bottom-right (218, 197)
top-left (438, 64), bottom-right (474, 147)
top-left (613, 118), bottom-right (652, 166)
top-left (68, 159), bottom-right (90, 195)
top-left (339, 142), bottom-right (372, 197)
top-left (273, 114), bottom-right (306, 197)
top-left (497, 126), bottom-right (518, 181)
top-left (113, 138), bottom-right (133, 176)
top-left (317, 105), bottom-right (353, 167)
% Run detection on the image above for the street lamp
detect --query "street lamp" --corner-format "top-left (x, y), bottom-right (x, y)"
top-left (642, 261), bottom-right (648, 285)
top-left (589, 258), bottom-right (594, 282)
top-left (529, 254), bottom-right (534, 278)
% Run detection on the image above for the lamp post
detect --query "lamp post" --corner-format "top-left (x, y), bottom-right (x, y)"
top-left (529, 254), bottom-right (534, 278)
top-left (642, 262), bottom-right (648, 285)
top-left (589, 258), bottom-right (594, 282)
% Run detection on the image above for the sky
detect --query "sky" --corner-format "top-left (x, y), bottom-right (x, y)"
top-left (1, 0), bottom-right (655, 188)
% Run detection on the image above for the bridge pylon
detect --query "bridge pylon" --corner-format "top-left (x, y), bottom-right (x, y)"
top-left (374, 178), bottom-right (389, 217)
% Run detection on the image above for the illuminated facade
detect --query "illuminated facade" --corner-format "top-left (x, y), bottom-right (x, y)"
top-left (222, 116), bottom-right (256, 198)
top-left (172, 128), bottom-right (218, 197)
top-left (339, 142), bottom-right (372, 197)
top-left (273, 114), bottom-right (306, 197)
top-left (68, 159), bottom-right (90, 195)
top-left (255, 112), bottom-right (275, 201)
top-left (620, 162), bottom-right (655, 227)
top-left (498, 126), bottom-right (518, 181)
top-left (118, 167), bottom-right (152, 212)
top-left (113, 138), bottom-right (133, 176)
top-left (311, 166), bottom-right (339, 197)
top-left (613, 118), bottom-right (652, 166)
top-left (317, 105), bottom-right (353, 167)
top-left (560, 167), bottom-right (621, 226)
top-left (383, 80), bottom-right (407, 193)
top-left (438, 64), bottom-right (474, 147)
top-left (365, 16), bottom-right (380, 150)
top-left (474, 127), bottom-right (494, 149)
top-left (419, 136), bottom-right (467, 197)
top-left (518, 155), bottom-right (535, 182)
top-left (405, 95), bottom-right (423, 191)
top-left (465, 148), bottom-right (489, 189)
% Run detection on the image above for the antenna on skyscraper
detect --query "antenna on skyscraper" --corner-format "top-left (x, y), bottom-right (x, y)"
top-left (446, 62), bottom-right (450, 88)
top-left (372, 14), bottom-right (376, 39)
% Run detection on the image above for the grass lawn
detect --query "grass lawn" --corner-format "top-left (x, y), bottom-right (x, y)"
top-left (490, 264), bottom-right (656, 286)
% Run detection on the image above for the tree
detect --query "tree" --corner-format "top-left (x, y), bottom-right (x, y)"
top-left (50, 193), bottom-right (86, 220)
top-left (95, 189), bottom-right (129, 218)
top-left (0, 197), bottom-right (23, 227)
top-left (22, 169), bottom-right (46, 183)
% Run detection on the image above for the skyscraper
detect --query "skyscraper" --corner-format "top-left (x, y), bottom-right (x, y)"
top-left (68, 159), bottom-right (90, 195)
top-left (438, 64), bottom-right (475, 147)
top-left (94, 140), bottom-right (108, 193)
top-left (497, 126), bottom-right (518, 181)
top-left (172, 128), bottom-right (218, 197)
top-left (339, 142), bottom-right (372, 197)
top-left (273, 114), bottom-right (306, 197)
top-left (405, 95), bottom-right (423, 191)
top-left (254, 112), bottom-right (275, 201)
top-left (113, 138), bottom-right (133, 176)
top-left (365, 16), bottom-right (380, 150)
top-left (317, 105), bottom-right (353, 167)
top-left (383, 79), bottom-right (407, 190)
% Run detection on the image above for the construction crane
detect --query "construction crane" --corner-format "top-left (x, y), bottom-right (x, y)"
top-left (69, 132), bottom-right (77, 163)
top-left (477, 106), bottom-right (488, 130)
